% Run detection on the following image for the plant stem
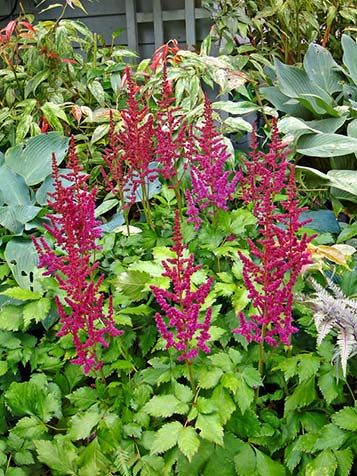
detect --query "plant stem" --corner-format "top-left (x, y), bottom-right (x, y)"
top-left (186, 359), bottom-right (196, 394)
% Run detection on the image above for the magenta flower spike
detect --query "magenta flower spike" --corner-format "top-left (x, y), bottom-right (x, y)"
top-left (33, 137), bottom-right (122, 373)
top-left (185, 95), bottom-right (240, 230)
top-left (151, 210), bottom-right (213, 361)
top-left (234, 120), bottom-right (313, 346)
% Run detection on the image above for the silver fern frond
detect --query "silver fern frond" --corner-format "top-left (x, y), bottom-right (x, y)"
top-left (308, 277), bottom-right (357, 377)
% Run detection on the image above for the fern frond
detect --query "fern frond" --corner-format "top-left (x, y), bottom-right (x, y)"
top-left (307, 277), bottom-right (357, 377)
top-left (114, 447), bottom-right (131, 476)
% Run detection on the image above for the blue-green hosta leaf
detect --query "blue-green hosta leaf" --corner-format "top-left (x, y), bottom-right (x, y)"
top-left (4, 239), bottom-right (39, 291)
top-left (260, 86), bottom-right (311, 118)
top-left (332, 407), bottom-right (357, 431)
top-left (304, 44), bottom-right (343, 95)
top-left (0, 206), bottom-right (41, 233)
top-left (274, 59), bottom-right (334, 115)
top-left (297, 133), bottom-right (357, 157)
top-left (151, 421), bottom-right (183, 455)
top-left (5, 132), bottom-right (69, 186)
top-left (0, 166), bottom-right (32, 206)
top-left (342, 34), bottom-right (357, 85)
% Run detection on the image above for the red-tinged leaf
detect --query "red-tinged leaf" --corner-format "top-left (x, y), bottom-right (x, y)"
top-left (72, 105), bottom-right (82, 123)
top-left (61, 58), bottom-right (78, 64)
top-left (5, 20), bottom-right (17, 39)
top-left (19, 21), bottom-right (36, 32)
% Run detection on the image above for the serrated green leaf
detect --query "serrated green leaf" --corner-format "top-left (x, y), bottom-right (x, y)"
top-left (211, 386), bottom-right (236, 425)
top-left (23, 298), bottom-right (51, 327)
top-left (241, 366), bottom-right (263, 388)
top-left (305, 449), bottom-right (337, 476)
top-left (144, 394), bottom-right (188, 418)
top-left (318, 370), bottom-right (340, 405)
top-left (255, 449), bottom-right (286, 476)
top-left (0, 305), bottom-right (23, 331)
top-left (235, 374), bottom-right (254, 414)
top-left (196, 413), bottom-right (224, 446)
top-left (274, 356), bottom-right (299, 380)
top-left (314, 423), bottom-right (347, 450)
top-left (174, 382), bottom-right (193, 403)
top-left (0, 361), bottom-right (8, 376)
top-left (196, 366), bottom-right (223, 389)
top-left (151, 421), bottom-right (183, 454)
top-left (294, 433), bottom-right (319, 453)
top-left (334, 448), bottom-right (354, 476)
top-left (116, 271), bottom-right (151, 301)
top-left (284, 444), bottom-right (302, 473)
top-left (35, 436), bottom-right (78, 474)
top-left (332, 407), bottom-right (357, 431)
top-left (234, 442), bottom-right (257, 476)
top-left (5, 375), bottom-right (62, 422)
top-left (11, 416), bottom-right (48, 439)
top-left (297, 355), bottom-right (320, 383)
top-left (178, 426), bottom-right (200, 462)
top-left (69, 411), bottom-right (101, 440)
top-left (13, 449), bottom-right (35, 465)
top-left (221, 374), bottom-right (239, 394)
top-left (284, 377), bottom-right (316, 414)
top-left (0, 287), bottom-right (41, 301)
top-left (207, 352), bottom-right (234, 372)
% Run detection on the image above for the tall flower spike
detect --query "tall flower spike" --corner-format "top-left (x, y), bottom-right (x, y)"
top-left (151, 210), bottom-right (214, 361)
top-left (234, 120), bottom-right (313, 346)
top-left (33, 137), bottom-right (122, 373)
top-left (185, 95), bottom-right (240, 230)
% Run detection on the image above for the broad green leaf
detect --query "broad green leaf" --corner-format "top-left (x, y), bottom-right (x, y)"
top-left (5, 132), bottom-right (69, 186)
top-left (305, 449), bottom-right (337, 476)
top-left (16, 115), bottom-right (33, 144)
top-left (178, 426), bottom-right (200, 462)
top-left (223, 117), bottom-right (252, 133)
top-left (69, 411), bottom-right (101, 440)
top-left (211, 386), bottom-right (236, 424)
top-left (261, 86), bottom-right (310, 118)
top-left (300, 412), bottom-right (328, 433)
top-left (5, 375), bottom-right (62, 422)
top-left (208, 352), bottom-right (234, 372)
top-left (13, 449), bottom-right (35, 465)
top-left (294, 433), bottom-right (319, 453)
top-left (347, 118), bottom-right (357, 139)
top-left (241, 366), bottom-right (262, 388)
top-left (144, 394), bottom-right (188, 418)
top-left (212, 100), bottom-right (258, 115)
top-left (94, 198), bottom-right (119, 218)
top-left (88, 80), bottom-right (106, 106)
top-left (195, 413), bottom-right (224, 446)
top-left (151, 421), bottom-right (183, 454)
top-left (91, 124), bottom-right (110, 144)
top-left (0, 287), bottom-right (41, 301)
top-left (332, 407), bottom-right (357, 431)
top-left (35, 436), bottom-right (78, 475)
top-left (297, 354), bottom-right (320, 383)
top-left (23, 298), bottom-right (51, 327)
top-left (304, 44), bottom-right (343, 95)
top-left (297, 133), bottom-right (357, 157)
top-left (255, 449), bottom-right (286, 476)
top-left (176, 439), bottom-right (213, 476)
top-left (24, 70), bottom-right (50, 99)
top-left (0, 166), bottom-right (32, 206)
top-left (234, 442), bottom-right (257, 476)
top-left (327, 169), bottom-right (357, 196)
top-left (78, 439), bottom-right (111, 476)
top-left (0, 361), bottom-right (8, 376)
top-left (342, 34), bottom-right (357, 84)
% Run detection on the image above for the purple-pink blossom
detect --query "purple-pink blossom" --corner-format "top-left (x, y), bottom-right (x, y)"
top-left (234, 120), bottom-right (313, 346)
top-left (33, 137), bottom-right (122, 373)
top-left (151, 211), bottom-right (213, 361)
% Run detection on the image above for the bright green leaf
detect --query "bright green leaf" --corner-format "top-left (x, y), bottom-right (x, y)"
top-left (151, 421), bottom-right (183, 454)
top-left (178, 426), bottom-right (200, 462)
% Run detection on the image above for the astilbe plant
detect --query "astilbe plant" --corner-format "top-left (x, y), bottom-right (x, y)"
top-left (185, 95), bottom-right (240, 230)
top-left (234, 121), bottom-right (313, 347)
top-left (101, 66), bottom-right (157, 229)
top-left (150, 211), bottom-right (213, 362)
top-left (33, 137), bottom-right (122, 373)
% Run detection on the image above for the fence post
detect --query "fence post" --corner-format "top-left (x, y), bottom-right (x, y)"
top-left (125, 0), bottom-right (138, 54)
top-left (185, 0), bottom-right (196, 49)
